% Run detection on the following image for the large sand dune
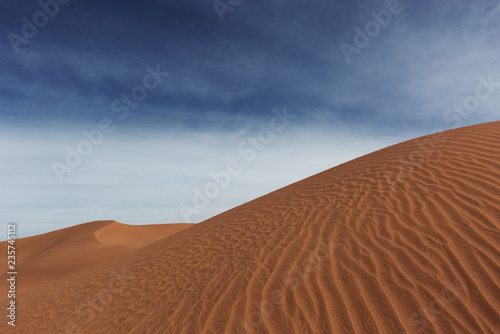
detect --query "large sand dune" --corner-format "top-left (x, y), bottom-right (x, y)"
top-left (4, 122), bottom-right (500, 333)
top-left (0, 221), bottom-right (193, 293)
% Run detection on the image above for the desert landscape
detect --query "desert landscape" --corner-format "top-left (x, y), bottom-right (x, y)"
top-left (0, 221), bottom-right (194, 294)
top-left (2, 0), bottom-right (500, 333)
top-left (2, 121), bottom-right (499, 333)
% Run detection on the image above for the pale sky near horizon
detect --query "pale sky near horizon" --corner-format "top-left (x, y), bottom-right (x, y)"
top-left (1, 0), bottom-right (500, 238)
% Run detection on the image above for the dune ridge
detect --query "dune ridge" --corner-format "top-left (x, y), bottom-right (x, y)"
top-left (4, 121), bottom-right (500, 333)
top-left (0, 221), bottom-right (194, 294)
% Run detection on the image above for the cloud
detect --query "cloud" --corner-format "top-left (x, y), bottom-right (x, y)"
top-left (2, 0), bottom-right (498, 132)
top-left (1, 0), bottom-right (499, 237)
top-left (0, 119), bottom-right (404, 238)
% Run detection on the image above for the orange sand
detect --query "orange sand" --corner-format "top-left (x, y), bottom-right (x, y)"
top-left (0, 221), bottom-right (193, 294)
top-left (2, 122), bottom-right (500, 333)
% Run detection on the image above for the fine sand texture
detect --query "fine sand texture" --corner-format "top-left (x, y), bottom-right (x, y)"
top-left (0, 221), bottom-right (194, 294)
top-left (3, 121), bottom-right (500, 333)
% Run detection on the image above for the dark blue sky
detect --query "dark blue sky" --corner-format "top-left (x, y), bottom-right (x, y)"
top-left (1, 0), bottom-right (499, 237)
top-left (2, 0), bottom-right (497, 131)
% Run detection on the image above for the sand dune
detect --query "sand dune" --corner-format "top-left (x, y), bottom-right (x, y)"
top-left (0, 221), bottom-right (193, 294)
top-left (4, 122), bottom-right (500, 333)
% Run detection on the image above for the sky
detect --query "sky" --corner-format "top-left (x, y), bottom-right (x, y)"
top-left (1, 0), bottom-right (499, 238)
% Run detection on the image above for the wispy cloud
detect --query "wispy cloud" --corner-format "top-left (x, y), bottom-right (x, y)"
top-left (0, 0), bottom-right (498, 236)
top-left (0, 120), bottom-right (403, 238)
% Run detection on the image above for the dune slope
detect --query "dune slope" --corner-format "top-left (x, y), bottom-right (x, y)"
top-left (7, 122), bottom-right (500, 333)
top-left (0, 221), bottom-right (193, 294)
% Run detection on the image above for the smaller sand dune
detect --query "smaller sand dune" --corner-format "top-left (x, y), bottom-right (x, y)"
top-left (0, 221), bottom-right (193, 294)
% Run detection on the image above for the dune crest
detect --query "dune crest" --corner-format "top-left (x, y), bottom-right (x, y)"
top-left (0, 221), bottom-right (193, 294)
top-left (4, 122), bottom-right (500, 334)
top-left (94, 221), bottom-right (193, 246)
